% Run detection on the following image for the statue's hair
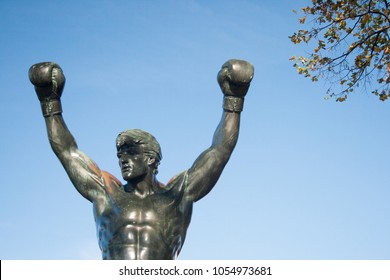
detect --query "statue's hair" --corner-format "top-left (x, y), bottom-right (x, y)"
top-left (116, 129), bottom-right (162, 173)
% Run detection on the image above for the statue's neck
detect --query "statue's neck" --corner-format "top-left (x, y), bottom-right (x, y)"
top-left (125, 174), bottom-right (159, 197)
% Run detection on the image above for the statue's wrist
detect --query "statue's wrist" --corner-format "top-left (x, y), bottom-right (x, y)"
top-left (41, 99), bottom-right (62, 117)
top-left (223, 96), bottom-right (244, 113)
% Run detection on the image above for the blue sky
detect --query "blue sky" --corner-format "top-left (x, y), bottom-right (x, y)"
top-left (0, 0), bottom-right (389, 260)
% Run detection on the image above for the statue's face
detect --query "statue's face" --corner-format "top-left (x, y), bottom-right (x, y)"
top-left (117, 144), bottom-right (148, 181)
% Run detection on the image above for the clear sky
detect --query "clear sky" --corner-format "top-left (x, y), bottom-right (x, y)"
top-left (0, 0), bottom-right (389, 260)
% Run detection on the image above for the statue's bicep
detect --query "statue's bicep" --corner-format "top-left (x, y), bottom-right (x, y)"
top-left (62, 150), bottom-right (106, 201)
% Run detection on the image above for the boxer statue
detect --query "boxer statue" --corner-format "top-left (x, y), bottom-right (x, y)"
top-left (29, 59), bottom-right (254, 260)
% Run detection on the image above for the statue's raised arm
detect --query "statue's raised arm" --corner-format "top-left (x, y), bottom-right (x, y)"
top-left (184, 59), bottom-right (254, 202)
top-left (29, 62), bottom-right (116, 203)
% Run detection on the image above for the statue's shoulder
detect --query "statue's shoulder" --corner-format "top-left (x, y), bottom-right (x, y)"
top-left (101, 170), bottom-right (123, 191)
top-left (164, 170), bottom-right (188, 193)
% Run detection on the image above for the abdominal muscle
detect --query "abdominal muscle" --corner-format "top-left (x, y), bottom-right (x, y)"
top-left (96, 203), bottom-right (181, 260)
top-left (101, 223), bottom-right (172, 260)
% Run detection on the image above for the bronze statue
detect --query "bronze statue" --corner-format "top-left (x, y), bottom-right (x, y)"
top-left (29, 59), bottom-right (254, 260)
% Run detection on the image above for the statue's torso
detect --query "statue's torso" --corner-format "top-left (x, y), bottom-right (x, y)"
top-left (94, 172), bottom-right (191, 260)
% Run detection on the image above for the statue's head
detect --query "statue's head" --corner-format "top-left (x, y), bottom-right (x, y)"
top-left (116, 129), bottom-right (162, 181)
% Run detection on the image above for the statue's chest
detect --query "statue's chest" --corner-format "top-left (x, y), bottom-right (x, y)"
top-left (108, 191), bottom-right (180, 225)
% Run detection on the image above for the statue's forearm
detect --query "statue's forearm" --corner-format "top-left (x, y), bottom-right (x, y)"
top-left (44, 111), bottom-right (78, 158)
top-left (211, 110), bottom-right (240, 157)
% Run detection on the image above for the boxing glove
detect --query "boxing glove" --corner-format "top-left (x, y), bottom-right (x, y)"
top-left (217, 59), bottom-right (254, 97)
top-left (29, 62), bottom-right (65, 102)
top-left (218, 59), bottom-right (254, 112)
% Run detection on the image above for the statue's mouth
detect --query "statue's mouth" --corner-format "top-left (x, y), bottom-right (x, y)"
top-left (122, 165), bottom-right (131, 172)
